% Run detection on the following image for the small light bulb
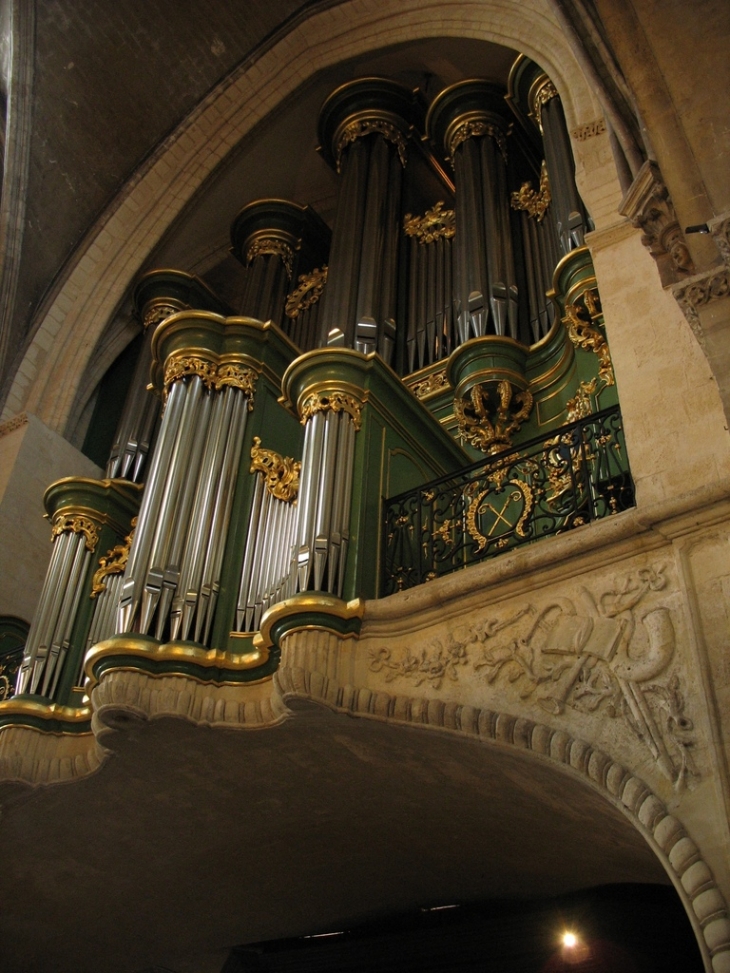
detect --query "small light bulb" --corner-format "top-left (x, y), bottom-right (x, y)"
top-left (563, 932), bottom-right (577, 948)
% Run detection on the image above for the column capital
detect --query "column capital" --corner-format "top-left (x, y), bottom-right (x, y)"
top-left (318, 77), bottom-right (421, 173)
top-left (426, 79), bottom-right (512, 161)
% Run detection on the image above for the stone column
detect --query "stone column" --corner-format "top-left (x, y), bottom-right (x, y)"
top-left (317, 78), bottom-right (418, 366)
top-left (427, 80), bottom-right (519, 342)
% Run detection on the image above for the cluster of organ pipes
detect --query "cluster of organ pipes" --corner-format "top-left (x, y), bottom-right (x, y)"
top-left (17, 528), bottom-right (94, 696)
top-left (118, 374), bottom-right (250, 643)
top-left (292, 402), bottom-right (357, 598)
top-left (235, 441), bottom-right (300, 633)
top-left (13, 60), bottom-right (596, 705)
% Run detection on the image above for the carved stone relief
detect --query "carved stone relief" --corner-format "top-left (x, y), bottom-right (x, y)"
top-left (369, 564), bottom-right (696, 789)
top-left (619, 160), bottom-right (695, 287)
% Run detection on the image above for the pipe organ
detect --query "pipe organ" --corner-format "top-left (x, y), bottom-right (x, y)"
top-left (10, 58), bottom-right (624, 715)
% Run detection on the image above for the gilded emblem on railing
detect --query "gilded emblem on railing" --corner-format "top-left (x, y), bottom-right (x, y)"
top-left (448, 120), bottom-right (507, 160)
top-left (163, 354), bottom-right (257, 405)
top-left (466, 479), bottom-right (534, 552)
top-left (51, 514), bottom-right (99, 552)
top-left (335, 118), bottom-right (408, 172)
top-left (91, 519), bottom-right (137, 598)
top-left (562, 298), bottom-right (614, 386)
top-left (300, 390), bottom-right (364, 430)
top-left (285, 266), bottom-right (328, 319)
top-left (245, 238), bottom-right (294, 279)
top-left (250, 437), bottom-right (300, 503)
top-left (403, 203), bottom-right (456, 245)
top-left (510, 161), bottom-right (551, 222)
top-left (454, 380), bottom-right (534, 454)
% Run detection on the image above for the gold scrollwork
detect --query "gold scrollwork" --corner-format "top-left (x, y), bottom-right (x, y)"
top-left (285, 266), bottom-right (328, 319)
top-left (409, 368), bottom-right (449, 400)
top-left (531, 78), bottom-right (559, 131)
top-left (566, 378), bottom-right (598, 422)
top-left (449, 120), bottom-right (507, 161)
top-left (455, 380), bottom-right (534, 454)
top-left (335, 118), bottom-right (408, 172)
top-left (466, 479), bottom-right (534, 552)
top-left (510, 160), bottom-right (551, 222)
top-left (163, 355), bottom-right (218, 389)
top-left (403, 202), bottom-right (456, 245)
top-left (300, 390), bottom-right (363, 431)
top-left (51, 514), bottom-right (99, 552)
top-left (250, 437), bottom-right (301, 503)
top-left (142, 302), bottom-right (186, 330)
top-left (563, 304), bottom-right (614, 386)
top-left (245, 238), bottom-right (294, 279)
top-left (91, 518), bottom-right (137, 598)
top-left (163, 355), bottom-right (258, 405)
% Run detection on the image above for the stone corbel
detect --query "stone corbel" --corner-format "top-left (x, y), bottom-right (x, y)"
top-left (619, 160), bottom-right (695, 287)
top-left (708, 211), bottom-right (730, 268)
top-left (672, 268), bottom-right (730, 341)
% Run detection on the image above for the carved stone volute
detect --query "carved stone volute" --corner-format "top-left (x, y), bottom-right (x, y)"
top-left (619, 160), bottom-right (695, 287)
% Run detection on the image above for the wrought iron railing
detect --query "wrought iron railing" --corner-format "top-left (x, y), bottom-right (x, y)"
top-left (382, 406), bottom-right (633, 594)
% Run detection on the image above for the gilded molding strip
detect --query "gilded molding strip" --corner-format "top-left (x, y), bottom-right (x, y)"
top-left (255, 593), bottom-right (364, 654)
top-left (163, 354), bottom-right (258, 405)
top-left (299, 389), bottom-right (364, 430)
top-left (562, 303), bottom-right (615, 387)
top-left (245, 238), bottom-right (294, 279)
top-left (84, 636), bottom-right (268, 691)
top-left (285, 266), bottom-right (328, 319)
top-left (51, 513), bottom-right (100, 552)
top-left (91, 518), bottom-right (137, 598)
top-left (250, 437), bottom-right (300, 503)
top-left (449, 120), bottom-right (507, 160)
top-left (510, 160), bottom-right (551, 222)
top-left (403, 202), bottom-right (455, 245)
top-left (335, 118), bottom-right (408, 172)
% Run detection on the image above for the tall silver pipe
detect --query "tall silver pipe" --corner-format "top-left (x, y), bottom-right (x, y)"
top-left (140, 377), bottom-right (209, 636)
top-left (118, 378), bottom-right (188, 631)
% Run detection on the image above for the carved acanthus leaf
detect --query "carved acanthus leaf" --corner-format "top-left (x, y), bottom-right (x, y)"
top-left (250, 437), bottom-right (300, 503)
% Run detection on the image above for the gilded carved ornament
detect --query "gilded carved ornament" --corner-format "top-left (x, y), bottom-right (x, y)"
top-left (562, 292), bottom-right (614, 387)
top-left (510, 161), bottom-right (551, 222)
top-left (51, 513), bottom-right (100, 552)
top-left (448, 119), bottom-right (507, 161)
top-left (250, 437), bottom-right (300, 504)
top-left (565, 378), bottom-right (598, 423)
top-left (299, 389), bottom-right (363, 430)
top-left (530, 77), bottom-right (558, 132)
top-left (163, 355), bottom-right (258, 405)
top-left (409, 368), bottom-right (449, 400)
top-left (403, 202), bottom-right (456, 245)
top-left (369, 564), bottom-right (696, 788)
top-left (142, 303), bottom-right (186, 330)
top-left (454, 380), bottom-right (534, 454)
top-left (245, 238), bottom-right (294, 279)
top-left (334, 118), bottom-right (408, 173)
top-left (285, 266), bottom-right (328, 319)
top-left (91, 519), bottom-right (137, 598)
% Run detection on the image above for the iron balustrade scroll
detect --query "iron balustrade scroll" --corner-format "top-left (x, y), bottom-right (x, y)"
top-left (382, 406), bottom-right (634, 594)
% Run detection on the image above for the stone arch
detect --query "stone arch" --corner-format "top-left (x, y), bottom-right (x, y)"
top-left (274, 648), bottom-right (730, 973)
top-left (2, 0), bottom-right (610, 433)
